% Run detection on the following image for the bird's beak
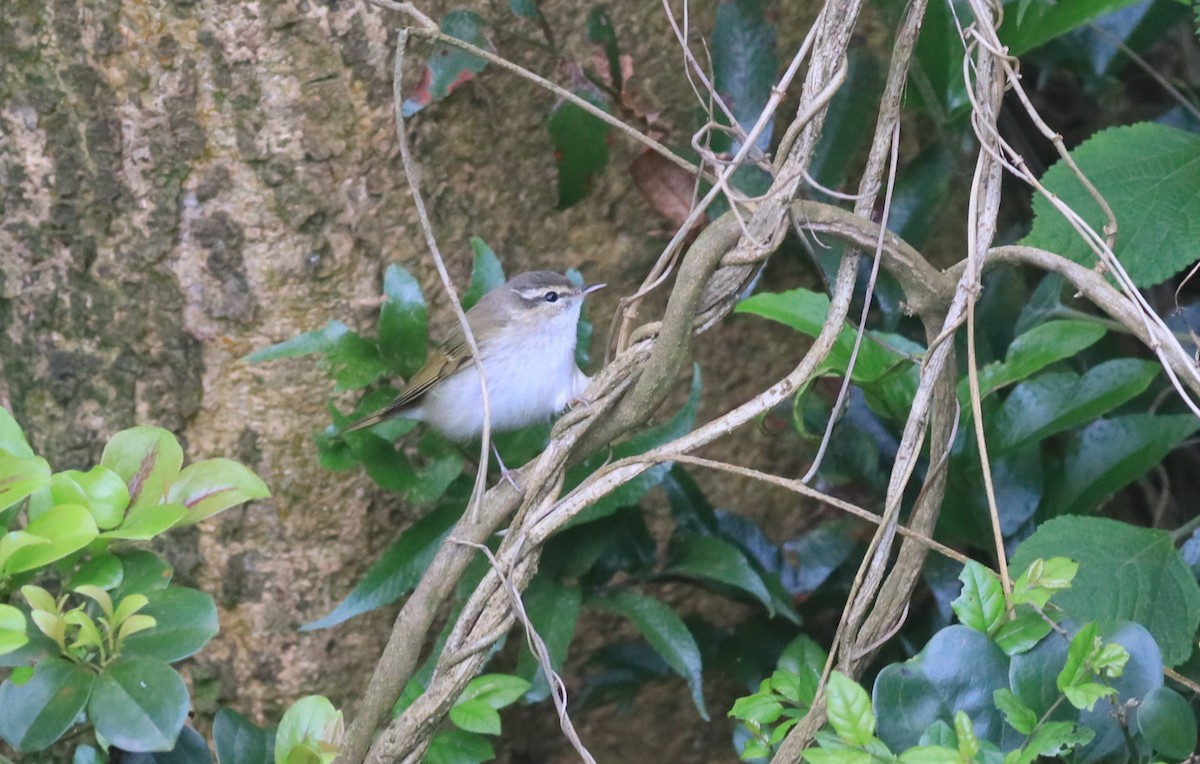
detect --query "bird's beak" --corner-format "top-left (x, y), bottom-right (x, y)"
top-left (583, 283), bottom-right (606, 297)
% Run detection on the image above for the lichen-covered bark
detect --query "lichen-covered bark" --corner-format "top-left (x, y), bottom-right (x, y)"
top-left (0, 0), bottom-right (817, 746)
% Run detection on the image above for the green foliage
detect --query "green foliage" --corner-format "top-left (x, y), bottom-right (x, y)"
top-left (548, 88), bottom-right (611, 209)
top-left (274, 695), bottom-right (342, 764)
top-left (0, 412), bottom-right (268, 756)
top-left (999, 0), bottom-right (1148, 55)
top-left (729, 635), bottom-right (827, 759)
top-left (1023, 123), bottom-right (1200, 287)
top-left (402, 10), bottom-right (491, 118)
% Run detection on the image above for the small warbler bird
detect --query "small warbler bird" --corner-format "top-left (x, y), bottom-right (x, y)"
top-left (346, 271), bottom-right (604, 440)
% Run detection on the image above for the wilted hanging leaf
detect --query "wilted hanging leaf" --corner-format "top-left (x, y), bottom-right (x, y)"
top-left (629, 150), bottom-right (706, 235)
top-left (548, 76), bottom-right (610, 210)
top-left (402, 11), bottom-right (492, 118)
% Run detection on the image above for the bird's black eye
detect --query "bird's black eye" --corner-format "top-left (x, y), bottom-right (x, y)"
top-left (543, 291), bottom-right (559, 303)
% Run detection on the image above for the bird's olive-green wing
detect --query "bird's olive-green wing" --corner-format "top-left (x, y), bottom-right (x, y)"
top-left (343, 332), bottom-right (475, 432)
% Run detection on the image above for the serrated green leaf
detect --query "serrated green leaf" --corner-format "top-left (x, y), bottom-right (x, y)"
top-left (166, 458), bottom-right (270, 526)
top-left (401, 10), bottom-right (491, 118)
top-left (590, 589), bottom-right (707, 719)
top-left (101, 427), bottom-right (184, 510)
top-left (992, 688), bottom-right (1037, 735)
top-left (951, 561), bottom-right (1005, 635)
top-left (1023, 123), bottom-right (1200, 287)
top-left (377, 264), bottom-right (427, 377)
top-left (548, 88), bottom-right (610, 209)
top-left (1048, 414), bottom-right (1199, 516)
top-left (826, 671), bottom-right (874, 746)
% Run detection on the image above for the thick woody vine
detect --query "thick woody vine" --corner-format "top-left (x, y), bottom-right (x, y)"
top-left (332, 1), bottom-right (1200, 763)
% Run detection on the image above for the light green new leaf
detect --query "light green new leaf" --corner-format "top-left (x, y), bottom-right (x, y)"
top-left (167, 458), bottom-right (270, 525)
top-left (101, 427), bottom-right (184, 510)
top-left (0, 407), bottom-right (35, 459)
top-left (0, 604), bottom-right (29, 657)
top-left (3, 504), bottom-right (99, 576)
top-left (826, 671), bottom-right (875, 746)
top-left (951, 560), bottom-right (1005, 635)
top-left (100, 502), bottom-right (188, 541)
top-left (0, 454), bottom-right (51, 512)
top-left (458, 674), bottom-right (530, 710)
top-left (377, 264), bottom-right (427, 378)
top-left (448, 699), bottom-right (501, 736)
top-left (60, 466), bottom-right (130, 530)
top-left (275, 695), bottom-right (342, 764)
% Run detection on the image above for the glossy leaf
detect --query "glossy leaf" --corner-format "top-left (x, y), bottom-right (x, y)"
top-left (1011, 516), bottom-right (1200, 665)
top-left (667, 534), bottom-right (775, 615)
top-left (69, 552), bottom-right (124, 590)
top-left (992, 608), bottom-right (1055, 656)
top-left (62, 465), bottom-right (131, 529)
top-left (101, 427), bottom-right (184, 509)
top-left (1024, 123), bottom-right (1200, 287)
top-left (0, 453), bottom-right (51, 512)
top-left (0, 604), bottom-right (29, 656)
top-left (89, 658), bottom-right (188, 752)
top-left (590, 589), bottom-right (707, 719)
top-left (243, 320), bottom-right (351, 363)
top-left (0, 407), bottom-right (35, 459)
top-left (710, 0), bottom-right (776, 155)
top-left (118, 725), bottom-right (213, 764)
top-left (964, 321), bottom-right (1106, 400)
top-left (448, 699), bottom-right (499, 736)
top-left (1048, 414), bottom-right (1198, 516)
top-left (101, 502), bottom-right (188, 541)
top-left (1136, 686), bottom-right (1197, 759)
top-left (459, 674), bottom-right (530, 710)
top-left (0, 657), bottom-right (95, 751)
top-left (514, 577), bottom-right (581, 702)
top-left (424, 728), bottom-right (493, 764)
top-left (167, 458), bottom-right (270, 526)
top-left (274, 696), bottom-right (341, 764)
top-left (3, 504), bottom-right (99, 575)
top-left (301, 499), bottom-right (460, 630)
top-left (826, 671), bottom-right (875, 746)
top-left (120, 587), bottom-right (219, 662)
top-left (548, 88), bottom-right (610, 209)
top-left (115, 550), bottom-right (174, 597)
top-left (376, 264), bottom-right (427, 377)
top-left (214, 707), bottom-right (275, 764)
top-left (1000, 0), bottom-right (1152, 56)
top-left (991, 359), bottom-right (1160, 455)
top-left (950, 560), bottom-right (1005, 635)
top-left (401, 10), bottom-right (491, 118)
top-left (462, 237), bottom-right (505, 310)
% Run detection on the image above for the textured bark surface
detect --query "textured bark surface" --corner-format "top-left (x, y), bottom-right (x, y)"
top-left (1, 0), bottom-right (821, 735)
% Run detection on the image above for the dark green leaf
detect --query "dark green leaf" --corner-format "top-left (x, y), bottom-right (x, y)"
top-left (999, 0), bottom-right (1148, 55)
top-left (402, 10), bottom-right (491, 118)
top-left (120, 587), bottom-right (219, 662)
top-left (514, 578), bottom-right (580, 702)
top-left (167, 458), bottom-right (270, 526)
top-left (89, 658), bottom-right (188, 752)
top-left (214, 707), bottom-right (275, 764)
top-left (667, 534), bottom-right (774, 615)
top-left (992, 359), bottom-right (1161, 455)
top-left (0, 657), bottom-right (95, 752)
top-left (1136, 686), bottom-right (1197, 759)
top-left (548, 88), bottom-right (610, 209)
top-left (101, 426), bottom-right (184, 509)
top-left (462, 237), bottom-right (506, 310)
top-left (119, 725), bottom-right (213, 764)
top-left (950, 560), bottom-right (1005, 635)
top-left (590, 589), bottom-right (707, 719)
top-left (809, 52), bottom-right (882, 197)
top-left (508, 0), bottom-right (541, 20)
top-left (1013, 517), bottom-right (1200, 665)
top-left (301, 499), bottom-right (460, 630)
top-left (886, 144), bottom-right (955, 250)
top-left (424, 728), bottom-right (493, 764)
top-left (1049, 414), bottom-right (1199, 516)
top-left (586, 7), bottom-right (622, 93)
top-left (564, 367), bottom-right (701, 527)
top-left (325, 330), bottom-right (389, 392)
top-left (710, 0), bottom-right (776, 155)
top-left (778, 634), bottom-right (827, 707)
top-left (377, 264), bottom-right (427, 377)
top-left (243, 321), bottom-right (350, 364)
top-left (1023, 123), bottom-right (1200, 287)
top-left (115, 550), bottom-right (174, 597)
top-left (964, 320), bottom-right (1107, 400)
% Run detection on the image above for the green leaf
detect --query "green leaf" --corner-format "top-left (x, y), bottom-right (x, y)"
top-left (1010, 557), bottom-right (1078, 609)
top-left (214, 707), bottom-right (275, 764)
top-left (89, 657), bottom-right (188, 752)
top-left (243, 321), bottom-right (350, 363)
top-left (826, 671), bottom-right (875, 746)
top-left (667, 534), bottom-right (775, 616)
top-left (508, 0), bottom-right (541, 20)
top-left (61, 465), bottom-right (131, 530)
top-left (424, 728), bottom-right (493, 764)
top-left (1023, 123), bottom-right (1200, 287)
top-left (1000, 0), bottom-right (1152, 56)
top-left (120, 588), bottom-right (219, 662)
top-left (803, 749), bottom-right (873, 764)
top-left (101, 502), bottom-right (188, 541)
top-left (377, 264), bottom-right (427, 377)
top-left (115, 550), bottom-right (174, 597)
top-left (992, 359), bottom-right (1161, 455)
top-left (710, 0), bottom-right (777, 156)
top-left (548, 87), bottom-right (610, 210)
top-left (462, 237), bottom-right (505, 310)
top-left (1013, 517), bottom-right (1200, 666)
top-left (992, 689), bottom-right (1037, 735)
top-left (301, 498), bottom-right (459, 630)
top-left (1048, 414), bottom-right (1199, 516)
top-left (401, 10), bottom-right (491, 117)
top-left (565, 367), bottom-right (701, 527)
top-left (1136, 686), bottom-right (1198, 759)
top-left (965, 320), bottom-right (1107, 400)
top-left (992, 608), bottom-right (1055, 656)
top-left (735, 289), bottom-right (909, 383)
top-left (0, 453), bottom-right (51, 512)
top-left (0, 407), bottom-right (35, 459)
top-left (459, 674), bottom-right (530, 709)
top-left (0, 657), bottom-right (96, 751)
top-left (778, 634), bottom-right (828, 707)
top-left (274, 696), bottom-right (341, 764)
top-left (167, 458), bottom-right (270, 526)
top-left (0, 604), bottom-right (29, 656)
top-left (729, 691), bottom-right (785, 724)
top-left (586, 7), bottom-right (622, 93)
top-left (101, 427), bottom-right (184, 509)
top-left (950, 560), bottom-right (1005, 635)
top-left (898, 745), bottom-right (961, 764)
top-left (590, 589), bottom-right (707, 719)
top-left (448, 699), bottom-right (500, 736)
top-left (514, 577), bottom-right (580, 702)
top-left (1021, 721), bottom-right (1093, 760)
top-left (3, 504), bottom-right (99, 575)
top-left (124, 725), bottom-right (213, 764)
top-left (69, 552), bottom-right (124, 590)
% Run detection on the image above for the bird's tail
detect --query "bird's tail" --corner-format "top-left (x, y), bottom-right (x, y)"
top-left (342, 402), bottom-right (409, 434)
